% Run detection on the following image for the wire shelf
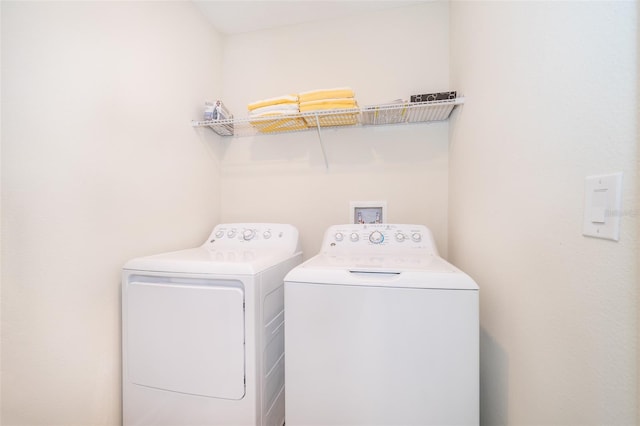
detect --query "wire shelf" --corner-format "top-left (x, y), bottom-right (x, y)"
top-left (361, 99), bottom-right (461, 125)
top-left (191, 97), bottom-right (464, 137)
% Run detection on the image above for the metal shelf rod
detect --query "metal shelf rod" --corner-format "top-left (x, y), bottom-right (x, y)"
top-left (314, 114), bottom-right (329, 170)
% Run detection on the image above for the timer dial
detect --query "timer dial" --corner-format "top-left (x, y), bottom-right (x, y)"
top-left (369, 231), bottom-right (384, 244)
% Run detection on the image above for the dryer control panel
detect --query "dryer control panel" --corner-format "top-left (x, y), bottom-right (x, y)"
top-left (204, 223), bottom-right (301, 254)
top-left (322, 224), bottom-right (438, 255)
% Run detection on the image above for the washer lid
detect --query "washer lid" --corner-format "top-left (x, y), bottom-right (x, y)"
top-left (284, 253), bottom-right (478, 290)
top-left (124, 247), bottom-right (297, 275)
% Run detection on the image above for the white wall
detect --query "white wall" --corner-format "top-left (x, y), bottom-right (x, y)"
top-left (1, 2), bottom-right (223, 425)
top-left (2, 2), bottom-right (638, 426)
top-left (450, 2), bottom-right (637, 425)
top-left (220, 2), bottom-right (451, 258)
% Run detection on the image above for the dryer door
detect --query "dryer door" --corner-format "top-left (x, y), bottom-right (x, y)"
top-left (125, 277), bottom-right (245, 400)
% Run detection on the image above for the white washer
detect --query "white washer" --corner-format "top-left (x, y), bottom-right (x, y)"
top-left (122, 223), bottom-right (302, 426)
top-left (284, 224), bottom-right (479, 426)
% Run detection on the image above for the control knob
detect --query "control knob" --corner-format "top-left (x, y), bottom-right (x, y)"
top-left (395, 233), bottom-right (406, 242)
top-left (242, 229), bottom-right (256, 241)
top-left (334, 232), bottom-right (344, 242)
top-left (227, 229), bottom-right (237, 238)
top-left (411, 232), bottom-right (422, 242)
top-left (263, 230), bottom-right (272, 239)
top-left (215, 230), bottom-right (224, 239)
top-left (369, 230), bottom-right (384, 244)
top-left (350, 232), bottom-right (359, 242)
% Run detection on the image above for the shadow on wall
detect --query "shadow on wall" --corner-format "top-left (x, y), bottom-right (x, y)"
top-left (216, 123), bottom-right (449, 175)
top-left (194, 126), bottom-right (228, 163)
top-left (480, 328), bottom-right (508, 425)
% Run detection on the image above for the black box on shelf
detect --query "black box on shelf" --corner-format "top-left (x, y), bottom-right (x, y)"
top-left (410, 91), bottom-right (457, 103)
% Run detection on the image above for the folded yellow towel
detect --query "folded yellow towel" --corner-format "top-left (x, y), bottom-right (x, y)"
top-left (299, 98), bottom-right (358, 112)
top-left (248, 94), bottom-right (299, 111)
top-left (302, 112), bottom-right (358, 127)
top-left (299, 87), bottom-right (355, 103)
top-left (249, 112), bottom-right (308, 133)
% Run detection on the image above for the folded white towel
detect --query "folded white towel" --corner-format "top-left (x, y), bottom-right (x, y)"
top-left (249, 103), bottom-right (299, 116)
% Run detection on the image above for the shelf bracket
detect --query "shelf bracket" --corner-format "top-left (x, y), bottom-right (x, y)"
top-left (314, 114), bottom-right (329, 170)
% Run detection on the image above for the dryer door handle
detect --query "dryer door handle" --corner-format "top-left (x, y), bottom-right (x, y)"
top-left (348, 270), bottom-right (401, 280)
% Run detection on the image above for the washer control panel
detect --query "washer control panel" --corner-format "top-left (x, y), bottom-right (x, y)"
top-left (205, 223), bottom-right (300, 252)
top-left (322, 224), bottom-right (438, 255)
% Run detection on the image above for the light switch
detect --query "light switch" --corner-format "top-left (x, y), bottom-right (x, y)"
top-left (583, 172), bottom-right (623, 241)
top-left (590, 189), bottom-right (607, 223)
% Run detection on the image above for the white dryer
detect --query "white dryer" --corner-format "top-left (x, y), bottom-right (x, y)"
top-left (284, 224), bottom-right (478, 426)
top-left (122, 223), bottom-right (302, 426)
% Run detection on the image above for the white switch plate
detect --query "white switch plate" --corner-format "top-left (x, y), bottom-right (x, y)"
top-left (583, 172), bottom-right (623, 241)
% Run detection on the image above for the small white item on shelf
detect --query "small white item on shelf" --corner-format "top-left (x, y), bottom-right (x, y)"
top-left (214, 100), bottom-right (232, 120)
top-left (204, 100), bottom-right (233, 121)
